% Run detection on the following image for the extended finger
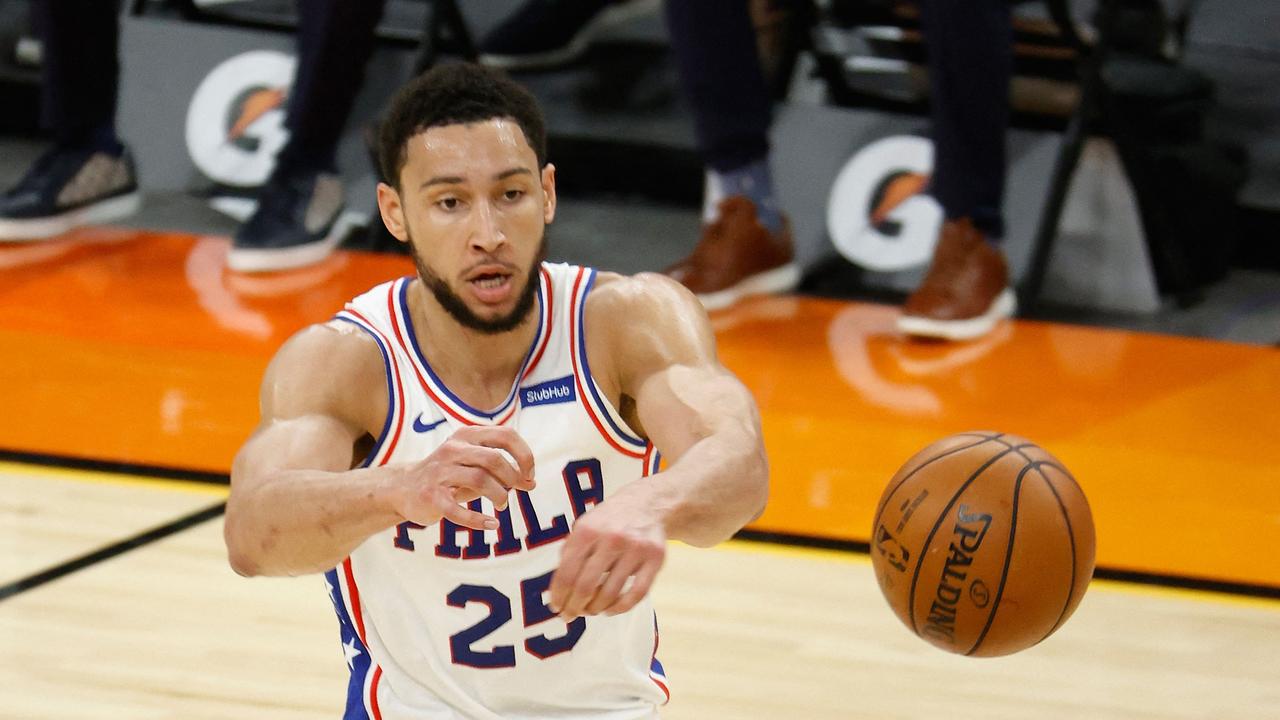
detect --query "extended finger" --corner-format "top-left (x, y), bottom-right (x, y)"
top-left (558, 544), bottom-right (619, 620)
top-left (604, 557), bottom-right (662, 616)
top-left (548, 534), bottom-right (594, 614)
top-left (454, 445), bottom-right (525, 498)
top-left (446, 466), bottom-right (512, 511)
top-left (454, 425), bottom-right (536, 486)
top-left (584, 552), bottom-right (642, 616)
top-left (440, 499), bottom-right (498, 531)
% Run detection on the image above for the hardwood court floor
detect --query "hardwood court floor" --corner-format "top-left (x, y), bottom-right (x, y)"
top-left (1, 231), bottom-right (1277, 590)
top-left (1, 465), bottom-right (1277, 720)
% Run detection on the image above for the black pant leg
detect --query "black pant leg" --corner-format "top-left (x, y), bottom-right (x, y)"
top-left (35, 0), bottom-right (121, 144)
top-left (919, 0), bottom-right (1012, 240)
top-left (277, 0), bottom-right (388, 173)
top-left (663, 0), bottom-right (772, 172)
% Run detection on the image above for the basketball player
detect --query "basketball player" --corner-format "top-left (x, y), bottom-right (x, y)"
top-left (223, 63), bottom-right (769, 719)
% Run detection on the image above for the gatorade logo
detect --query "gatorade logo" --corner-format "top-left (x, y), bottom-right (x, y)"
top-left (185, 50), bottom-right (295, 188)
top-left (826, 135), bottom-right (942, 271)
top-left (521, 376), bottom-right (576, 407)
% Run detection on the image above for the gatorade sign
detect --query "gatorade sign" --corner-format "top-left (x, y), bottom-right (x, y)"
top-left (826, 135), bottom-right (942, 271)
top-left (185, 50), bottom-right (295, 187)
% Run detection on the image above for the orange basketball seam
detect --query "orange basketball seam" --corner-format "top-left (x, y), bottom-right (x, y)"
top-left (904, 443), bottom-right (1034, 636)
top-left (1031, 462), bottom-right (1087, 643)
top-left (964, 457), bottom-right (1091, 656)
top-left (963, 465), bottom-right (1031, 656)
top-left (1002, 443), bottom-right (1091, 643)
top-left (871, 432), bottom-right (1002, 527)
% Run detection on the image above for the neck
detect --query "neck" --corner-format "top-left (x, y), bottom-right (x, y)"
top-left (406, 279), bottom-right (538, 406)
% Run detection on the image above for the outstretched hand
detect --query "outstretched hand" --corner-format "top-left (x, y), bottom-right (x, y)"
top-left (390, 425), bottom-right (536, 531)
top-left (548, 486), bottom-right (667, 620)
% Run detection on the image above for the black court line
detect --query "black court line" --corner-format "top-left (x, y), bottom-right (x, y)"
top-left (733, 528), bottom-right (1280, 602)
top-left (0, 502), bottom-right (227, 602)
top-left (735, 529), bottom-right (872, 555)
top-left (4, 451), bottom-right (1277, 604)
top-left (0, 452), bottom-right (229, 602)
top-left (1089, 567), bottom-right (1280, 601)
top-left (0, 448), bottom-right (228, 485)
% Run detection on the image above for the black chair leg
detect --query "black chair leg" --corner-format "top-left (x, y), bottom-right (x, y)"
top-left (1018, 0), bottom-right (1121, 312)
top-left (1017, 75), bottom-right (1096, 310)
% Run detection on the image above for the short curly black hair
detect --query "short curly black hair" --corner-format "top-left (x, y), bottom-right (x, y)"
top-left (377, 63), bottom-right (548, 189)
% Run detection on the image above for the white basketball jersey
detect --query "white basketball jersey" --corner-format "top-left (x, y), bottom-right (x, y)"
top-left (323, 262), bottom-right (668, 720)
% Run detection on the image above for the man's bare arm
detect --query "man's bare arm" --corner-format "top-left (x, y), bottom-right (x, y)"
top-left (616, 274), bottom-right (769, 545)
top-left (224, 324), bottom-right (536, 577)
top-left (549, 273), bottom-right (768, 617)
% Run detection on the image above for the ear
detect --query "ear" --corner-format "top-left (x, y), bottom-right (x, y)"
top-left (541, 163), bottom-right (557, 225)
top-left (376, 182), bottom-right (409, 243)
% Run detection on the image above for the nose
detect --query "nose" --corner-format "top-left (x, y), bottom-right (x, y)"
top-left (469, 200), bottom-right (504, 253)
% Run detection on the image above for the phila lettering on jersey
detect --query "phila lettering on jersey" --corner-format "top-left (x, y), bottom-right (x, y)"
top-left (325, 263), bottom-right (668, 720)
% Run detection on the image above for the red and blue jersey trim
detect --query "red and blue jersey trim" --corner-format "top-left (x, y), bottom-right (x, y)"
top-left (568, 268), bottom-right (647, 459)
top-left (320, 306), bottom-right (401, 718)
top-left (388, 269), bottom-right (553, 427)
top-left (522, 266), bottom-right (555, 382)
top-left (643, 443), bottom-right (662, 478)
top-left (331, 308), bottom-right (407, 468)
top-left (650, 612), bottom-right (670, 704)
top-left (327, 558), bottom-right (384, 720)
top-left (642, 446), bottom-right (668, 702)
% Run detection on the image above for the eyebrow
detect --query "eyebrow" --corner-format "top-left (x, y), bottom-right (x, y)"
top-left (420, 167), bottom-right (533, 191)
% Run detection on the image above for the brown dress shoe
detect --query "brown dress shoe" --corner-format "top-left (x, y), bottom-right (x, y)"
top-left (897, 217), bottom-right (1016, 340)
top-left (664, 196), bottom-right (800, 310)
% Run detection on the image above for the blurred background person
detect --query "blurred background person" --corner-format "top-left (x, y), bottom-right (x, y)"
top-left (480, 0), bottom-right (1016, 340)
top-left (0, 0), bottom-right (389, 274)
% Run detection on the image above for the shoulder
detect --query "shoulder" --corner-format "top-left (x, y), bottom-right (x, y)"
top-left (585, 271), bottom-right (708, 329)
top-left (584, 271), bottom-right (717, 382)
top-left (261, 321), bottom-right (389, 436)
top-left (269, 320), bottom-right (386, 381)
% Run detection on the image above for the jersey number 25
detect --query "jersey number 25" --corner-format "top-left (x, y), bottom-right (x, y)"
top-left (447, 570), bottom-right (585, 668)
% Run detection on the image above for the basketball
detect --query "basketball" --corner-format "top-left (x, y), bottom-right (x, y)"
top-left (871, 432), bottom-right (1096, 657)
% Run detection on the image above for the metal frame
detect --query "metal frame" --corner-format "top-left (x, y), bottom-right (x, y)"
top-left (1019, 0), bottom-right (1121, 310)
top-left (128, 0), bottom-right (476, 64)
top-left (125, 0), bottom-right (1117, 297)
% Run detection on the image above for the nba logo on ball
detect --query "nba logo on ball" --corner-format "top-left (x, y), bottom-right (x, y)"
top-left (871, 432), bottom-right (1096, 657)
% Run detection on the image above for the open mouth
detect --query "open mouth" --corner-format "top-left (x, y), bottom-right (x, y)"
top-left (471, 272), bottom-right (511, 289)
top-left (465, 266), bottom-right (515, 303)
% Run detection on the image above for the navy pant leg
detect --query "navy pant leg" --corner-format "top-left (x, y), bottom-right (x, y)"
top-left (35, 0), bottom-right (121, 144)
top-left (663, 0), bottom-right (773, 172)
top-left (919, 0), bottom-right (1013, 240)
top-left (277, 0), bottom-right (388, 173)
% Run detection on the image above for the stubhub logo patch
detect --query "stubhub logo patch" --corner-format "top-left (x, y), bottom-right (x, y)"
top-left (522, 375), bottom-right (576, 407)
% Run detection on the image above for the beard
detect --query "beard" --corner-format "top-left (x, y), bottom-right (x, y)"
top-left (408, 231), bottom-right (547, 335)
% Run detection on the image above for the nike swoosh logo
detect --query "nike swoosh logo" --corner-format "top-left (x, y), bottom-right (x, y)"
top-left (412, 414), bottom-right (447, 433)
